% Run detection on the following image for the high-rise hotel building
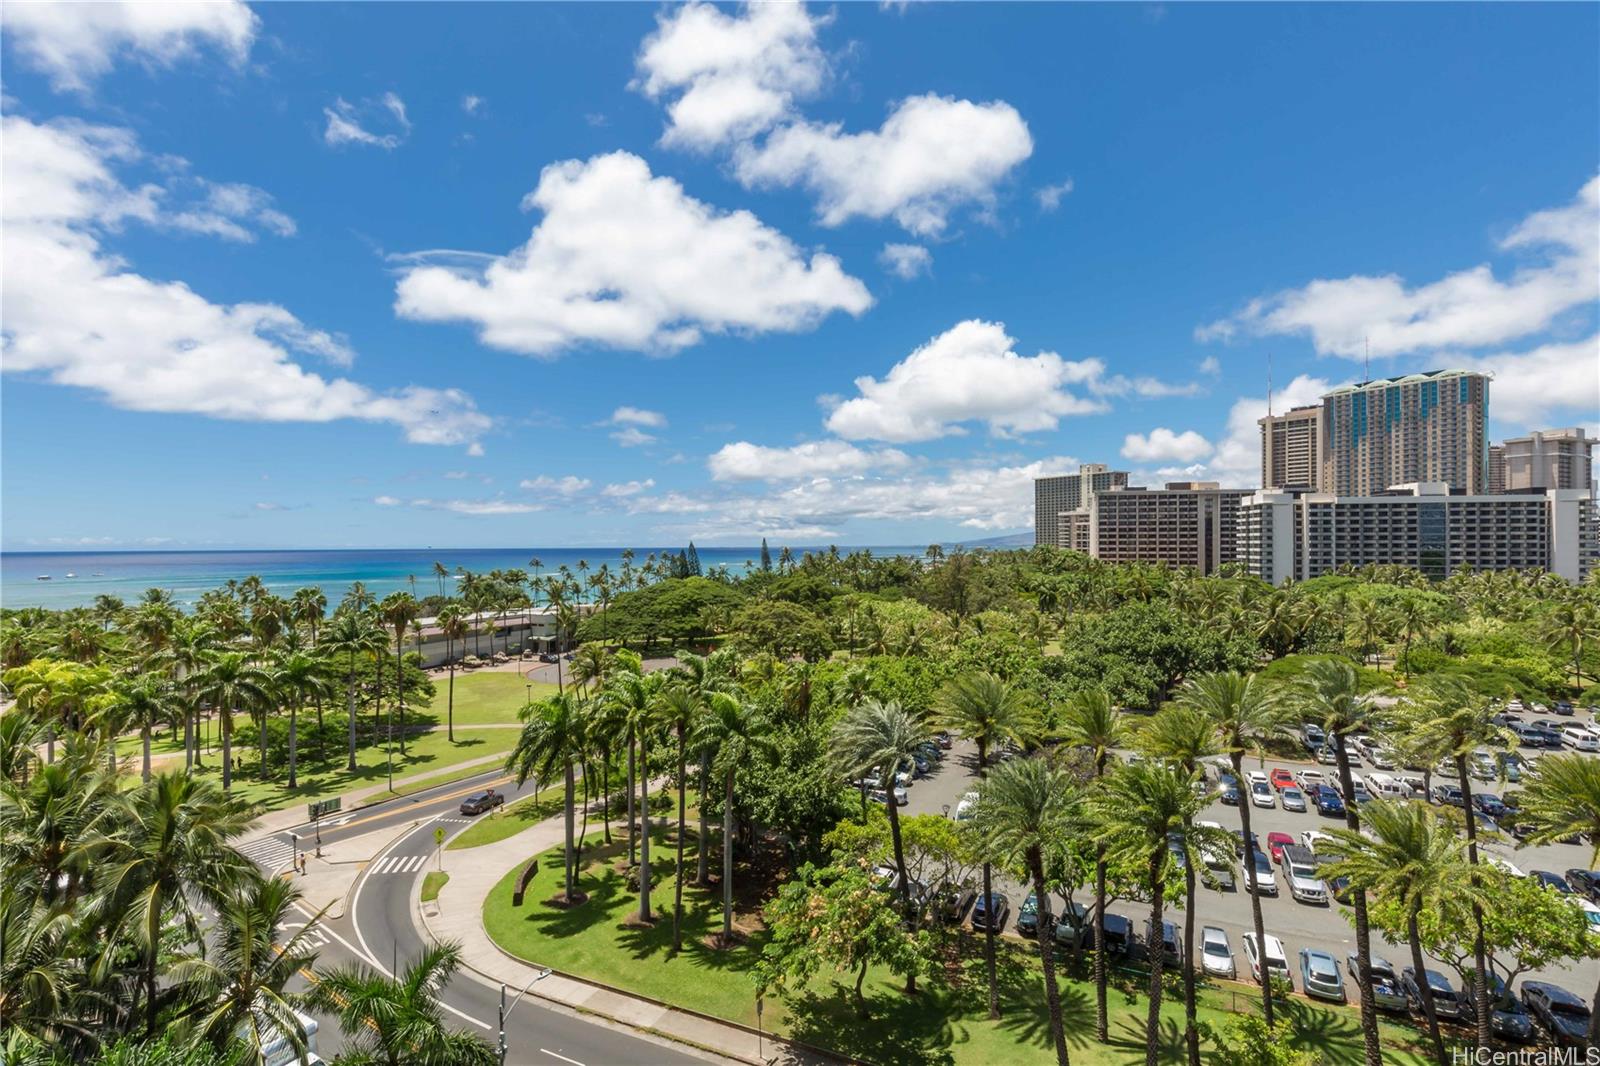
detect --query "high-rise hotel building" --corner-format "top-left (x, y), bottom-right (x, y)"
top-left (1259, 405), bottom-right (1323, 490)
top-left (1034, 463), bottom-right (1129, 546)
top-left (1493, 428), bottom-right (1595, 496)
top-left (1320, 369), bottom-right (1489, 495)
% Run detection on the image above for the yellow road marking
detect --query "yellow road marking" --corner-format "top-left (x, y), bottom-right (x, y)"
top-left (310, 775), bottom-right (515, 838)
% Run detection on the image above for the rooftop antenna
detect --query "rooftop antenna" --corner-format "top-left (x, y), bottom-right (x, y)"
top-left (1363, 335), bottom-right (1370, 385)
top-left (1266, 351), bottom-right (1273, 417)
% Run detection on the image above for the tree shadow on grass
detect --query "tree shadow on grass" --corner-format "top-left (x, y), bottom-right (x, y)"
top-left (992, 981), bottom-right (1095, 1052)
top-left (778, 978), bottom-right (963, 1066)
top-left (1110, 1012), bottom-right (1188, 1064)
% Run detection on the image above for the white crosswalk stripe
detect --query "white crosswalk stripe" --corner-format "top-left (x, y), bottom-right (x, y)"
top-left (371, 854), bottom-right (428, 874)
top-left (433, 817), bottom-right (472, 825)
top-left (238, 835), bottom-right (295, 872)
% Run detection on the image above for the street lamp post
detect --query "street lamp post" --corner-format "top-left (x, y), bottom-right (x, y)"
top-left (498, 969), bottom-right (553, 1066)
top-left (290, 833), bottom-right (299, 875)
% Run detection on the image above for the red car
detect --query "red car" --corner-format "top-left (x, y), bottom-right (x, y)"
top-left (1267, 832), bottom-right (1295, 865)
top-left (1269, 768), bottom-right (1297, 791)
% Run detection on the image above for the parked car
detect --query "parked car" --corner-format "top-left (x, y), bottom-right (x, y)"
top-left (953, 790), bottom-right (979, 821)
top-left (1469, 751), bottom-right (1498, 780)
top-left (1300, 830), bottom-right (1335, 854)
top-left (1561, 724), bottom-right (1600, 752)
top-left (1242, 850), bottom-right (1278, 896)
top-left (1231, 829), bottom-right (1260, 856)
top-left (1282, 845), bottom-right (1329, 904)
top-left (1269, 768), bottom-right (1297, 791)
top-left (1315, 785), bottom-right (1346, 817)
top-left (970, 892), bottom-right (1009, 932)
top-left (1402, 968), bottom-right (1466, 1020)
top-left (1314, 745), bottom-right (1340, 766)
top-left (1295, 769), bottom-right (1326, 791)
top-left (1200, 926), bottom-right (1235, 977)
top-left (1344, 779), bottom-right (1373, 805)
top-left (1533, 870), bottom-right (1574, 895)
top-left (1578, 899), bottom-right (1600, 934)
top-left (1249, 781), bottom-right (1276, 810)
top-left (1053, 902), bottom-right (1091, 949)
top-left (1473, 793), bottom-right (1507, 819)
top-left (1430, 783), bottom-right (1464, 807)
top-left (870, 864), bottom-right (904, 894)
top-left (1462, 971), bottom-right (1535, 1043)
top-left (1147, 919), bottom-right (1182, 967)
top-left (1301, 723), bottom-right (1326, 750)
top-left (1348, 954), bottom-right (1410, 1012)
top-left (1096, 911), bottom-right (1133, 956)
top-left (1016, 892), bottom-right (1047, 935)
top-left (1565, 869), bottom-right (1600, 902)
top-left (1521, 981), bottom-right (1592, 1046)
top-left (1280, 787), bottom-right (1308, 813)
top-left (1498, 753), bottom-right (1527, 783)
top-left (1329, 873), bottom-right (1354, 904)
top-left (1218, 773), bottom-right (1241, 806)
top-left (1267, 832), bottom-right (1294, 865)
top-left (1553, 700), bottom-right (1576, 716)
top-left (459, 789), bottom-right (505, 815)
top-left (1242, 932), bottom-right (1291, 986)
top-left (868, 786), bottom-right (909, 806)
top-left (1299, 949), bottom-right (1345, 1002)
top-left (934, 884), bottom-right (975, 925)
top-left (933, 730), bottom-right (953, 749)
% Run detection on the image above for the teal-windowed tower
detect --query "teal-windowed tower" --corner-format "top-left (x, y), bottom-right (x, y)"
top-left (1320, 370), bottom-right (1489, 496)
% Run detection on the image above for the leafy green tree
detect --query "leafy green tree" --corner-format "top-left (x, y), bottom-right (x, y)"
top-left (1543, 595), bottom-right (1598, 689)
top-left (1198, 1015), bottom-right (1319, 1066)
top-left (309, 943), bottom-right (494, 1066)
top-left (318, 610), bottom-right (386, 771)
top-left (195, 653), bottom-right (270, 791)
top-left (505, 693), bottom-right (588, 902)
top-left (692, 693), bottom-right (777, 946)
top-left (733, 600), bottom-right (835, 662)
top-left (755, 863), bottom-right (920, 1019)
top-left (971, 756), bottom-right (1077, 1066)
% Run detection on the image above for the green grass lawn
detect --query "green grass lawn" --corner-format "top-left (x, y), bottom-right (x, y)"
top-left (416, 671), bottom-right (558, 728)
top-left (482, 830), bottom-right (1432, 1066)
top-left (422, 871), bottom-right (450, 902)
top-left (181, 724), bottom-right (520, 810)
top-left (447, 782), bottom-right (567, 850)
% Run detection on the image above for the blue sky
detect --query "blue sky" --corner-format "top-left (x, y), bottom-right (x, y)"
top-left (2, 1), bottom-right (1596, 550)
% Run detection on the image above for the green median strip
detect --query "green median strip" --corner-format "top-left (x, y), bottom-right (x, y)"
top-left (421, 871), bottom-right (449, 902)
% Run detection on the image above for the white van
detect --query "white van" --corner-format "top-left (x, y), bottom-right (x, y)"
top-left (1363, 773), bottom-right (1408, 801)
top-left (257, 1011), bottom-right (324, 1066)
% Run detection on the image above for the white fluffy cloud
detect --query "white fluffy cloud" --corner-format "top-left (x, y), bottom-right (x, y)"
top-left (633, 1), bottom-right (827, 150)
top-left (610, 427), bottom-right (657, 448)
top-left (1455, 335), bottom-right (1600, 426)
top-left (2, 0), bottom-right (258, 92)
top-left (520, 475), bottom-right (591, 495)
top-left (707, 439), bottom-right (911, 481)
top-left (609, 406), bottom-right (667, 428)
top-left (1, 115), bottom-right (489, 448)
top-left (878, 243), bottom-right (931, 279)
top-left (407, 497), bottom-right (539, 516)
top-left (394, 151), bottom-right (871, 357)
top-left (1203, 373), bottom-right (1334, 485)
top-left (602, 479), bottom-right (656, 498)
top-left (734, 93), bottom-right (1033, 237)
top-left (1121, 427), bottom-right (1213, 463)
top-left (823, 320), bottom-right (1107, 443)
top-left (324, 93), bottom-right (412, 149)
top-left (1199, 177), bottom-right (1600, 358)
top-left (1036, 178), bottom-right (1074, 212)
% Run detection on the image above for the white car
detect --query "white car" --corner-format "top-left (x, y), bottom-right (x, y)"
top-left (953, 791), bottom-right (980, 821)
top-left (1367, 746), bottom-right (1396, 770)
top-left (1561, 725), bottom-right (1600, 752)
top-left (1200, 926), bottom-right (1235, 977)
top-left (1283, 847), bottom-right (1329, 904)
top-left (1487, 856), bottom-right (1526, 879)
top-left (1295, 769), bottom-right (1326, 792)
top-left (1245, 769), bottom-right (1270, 787)
top-left (1300, 830), bottom-right (1335, 854)
top-left (1577, 899), bottom-right (1600, 934)
top-left (1241, 850), bottom-right (1278, 896)
top-left (1249, 780), bottom-right (1277, 809)
top-left (1242, 932), bottom-right (1291, 984)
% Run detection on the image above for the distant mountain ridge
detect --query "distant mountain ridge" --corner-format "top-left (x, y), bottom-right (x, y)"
top-left (947, 531), bottom-right (1033, 549)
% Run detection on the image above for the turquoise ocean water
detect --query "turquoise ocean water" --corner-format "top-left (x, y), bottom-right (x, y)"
top-left (1, 547), bottom-right (926, 611)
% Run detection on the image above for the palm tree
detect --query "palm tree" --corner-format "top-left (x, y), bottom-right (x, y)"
top-left (1091, 761), bottom-right (1206, 1066)
top-left (691, 692), bottom-right (776, 946)
top-left (98, 771), bottom-right (257, 1033)
top-left (1321, 800), bottom-right (1480, 1066)
top-left (195, 653), bottom-right (270, 791)
top-left (1400, 675), bottom-right (1512, 1047)
top-left (175, 875), bottom-right (324, 1059)
top-left (934, 672), bottom-right (1038, 1020)
top-left (309, 942), bottom-right (494, 1066)
top-left (1292, 659), bottom-right (1385, 1064)
top-left (111, 677), bottom-right (177, 783)
top-left (1512, 752), bottom-right (1600, 1044)
top-left (270, 650), bottom-right (331, 790)
top-left (322, 611), bottom-right (387, 772)
top-left (380, 593), bottom-right (421, 757)
top-left (433, 561), bottom-right (450, 599)
top-left (1135, 706), bottom-right (1220, 1066)
top-left (971, 756), bottom-right (1076, 1066)
top-left (830, 699), bottom-right (930, 989)
top-left (657, 685), bottom-right (703, 951)
top-left (506, 693), bottom-right (588, 902)
top-left (1056, 687), bottom-right (1124, 1040)
top-left (0, 738), bottom-right (120, 905)
top-left (607, 669), bottom-right (663, 920)
top-left (437, 605), bottom-right (469, 742)
top-left (1543, 595), bottom-right (1598, 689)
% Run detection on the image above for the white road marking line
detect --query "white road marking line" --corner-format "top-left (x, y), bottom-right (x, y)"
top-left (540, 1050), bottom-right (586, 1066)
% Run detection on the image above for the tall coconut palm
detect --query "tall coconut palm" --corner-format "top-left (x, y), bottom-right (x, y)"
top-left (1399, 675), bottom-right (1513, 1048)
top-left (437, 604), bottom-right (469, 742)
top-left (111, 677), bottom-right (178, 783)
top-left (657, 685), bottom-right (703, 952)
top-left (691, 693), bottom-right (776, 946)
top-left (506, 692), bottom-right (588, 902)
top-left (379, 593), bottom-right (421, 757)
top-left (308, 942), bottom-right (493, 1066)
top-left (934, 672), bottom-right (1038, 1021)
top-left (321, 611), bottom-right (387, 772)
top-left (671, 650), bottom-right (736, 886)
top-left (970, 756), bottom-right (1076, 1066)
top-left (97, 771), bottom-right (257, 1033)
top-left (1135, 706), bottom-right (1220, 1066)
top-left (830, 699), bottom-right (930, 990)
top-left (270, 650), bottom-right (331, 790)
top-left (1055, 687), bottom-right (1124, 1040)
top-left (195, 653), bottom-right (270, 791)
top-left (1292, 659), bottom-right (1385, 1065)
top-left (1091, 761), bottom-right (1206, 1066)
top-left (1320, 800), bottom-right (1480, 1066)
top-left (174, 875), bottom-right (324, 1060)
top-left (1512, 752), bottom-right (1600, 1044)
top-left (607, 669), bottom-right (663, 920)
top-left (1543, 595), bottom-right (1598, 689)
top-left (0, 738), bottom-right (120, 905)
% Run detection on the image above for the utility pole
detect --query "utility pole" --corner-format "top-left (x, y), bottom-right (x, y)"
top-left (499, 970), bottom-right (553, 1066)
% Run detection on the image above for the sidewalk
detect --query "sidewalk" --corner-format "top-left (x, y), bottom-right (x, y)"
top-left (421, 814), bottom-right (840, 1066)
top-left (244, 750), bottom-right (511, 840)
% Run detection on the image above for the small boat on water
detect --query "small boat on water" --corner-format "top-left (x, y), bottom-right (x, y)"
top-left (36, 575), bottom-right (51, 581)
top-left (91, 572), bottom-right (105, 577)
top-left (64, 572), bottom-right (77, 578)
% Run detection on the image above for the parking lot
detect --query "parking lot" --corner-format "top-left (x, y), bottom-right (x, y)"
top-left (898, 707), bottom-right (1600, 1017)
